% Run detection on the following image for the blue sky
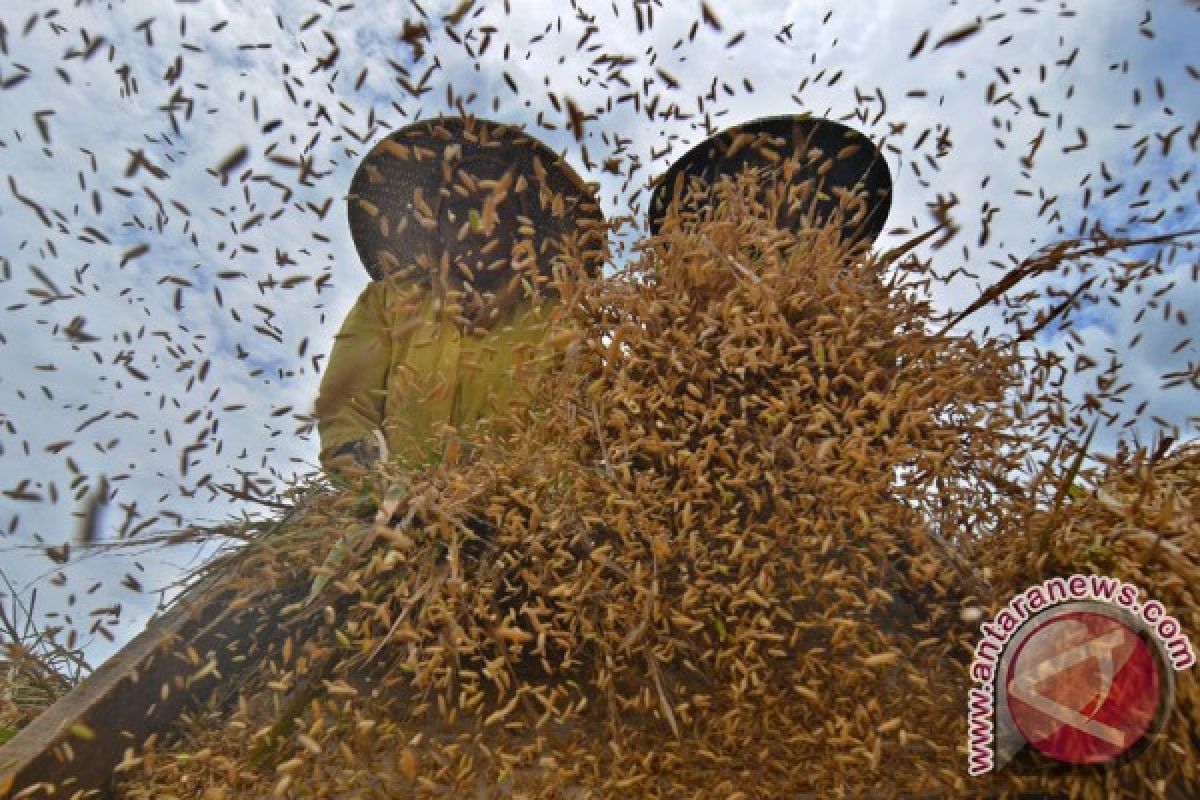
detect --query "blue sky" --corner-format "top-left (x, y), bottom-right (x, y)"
top-left (0, 0), bottom-right (1196, 666)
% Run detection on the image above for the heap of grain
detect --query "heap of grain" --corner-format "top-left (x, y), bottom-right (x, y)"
top-left (110, 171), bottom-right (1195, 799)
top-left (977, 440), bottom-right (1199, 798)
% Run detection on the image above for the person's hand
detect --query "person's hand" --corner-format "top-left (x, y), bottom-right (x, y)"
top-left (325, 432), bottom-right (384, 473)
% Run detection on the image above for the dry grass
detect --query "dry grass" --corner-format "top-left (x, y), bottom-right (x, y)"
top-left (1, 572), bottom-right (90, 748)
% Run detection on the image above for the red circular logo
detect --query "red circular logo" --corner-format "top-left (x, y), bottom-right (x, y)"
top-left (1005, 610), bottom-right (1162, 764)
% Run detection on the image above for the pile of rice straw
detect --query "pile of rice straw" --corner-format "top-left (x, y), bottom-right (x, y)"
top-left (104, 176), bottom-right (1196, 799)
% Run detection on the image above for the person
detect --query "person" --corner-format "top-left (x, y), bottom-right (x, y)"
top-left (643, 115), bottom-right (935, 627)
top-left (316, 116), bottom-right (607, 473)
top-left (646, 114), bottom-right (893, 252)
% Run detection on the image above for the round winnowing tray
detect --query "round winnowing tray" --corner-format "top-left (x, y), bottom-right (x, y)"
top-left (647, 115), bottom-right (893, 250)
top-left (347, 116), bottom-right (607, 292)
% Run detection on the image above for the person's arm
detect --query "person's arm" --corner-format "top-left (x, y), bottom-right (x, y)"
top-left (315, 281), bottom-right (393, 469)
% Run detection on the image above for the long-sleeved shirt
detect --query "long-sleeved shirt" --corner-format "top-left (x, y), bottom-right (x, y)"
top-left (316, 277), bottom-right (562, 470)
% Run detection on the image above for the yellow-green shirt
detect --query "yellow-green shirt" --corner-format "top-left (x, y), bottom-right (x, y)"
top-left (316, 279), bottom-right (561, 469)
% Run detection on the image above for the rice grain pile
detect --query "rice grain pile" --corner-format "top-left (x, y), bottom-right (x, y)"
top-left (94, 174), bottom-right (1197, 799)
